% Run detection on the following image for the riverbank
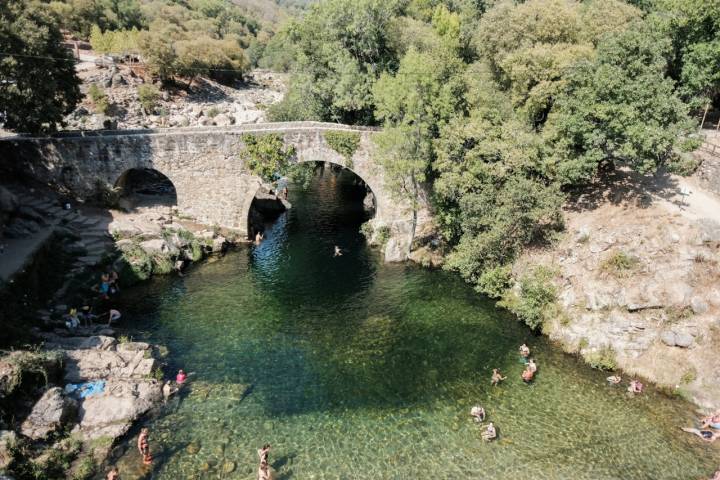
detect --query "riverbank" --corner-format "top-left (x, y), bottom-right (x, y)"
top-left (0, 180), bottom-right (254, 479)
top-left (508, 164), bottom-right (720, 413)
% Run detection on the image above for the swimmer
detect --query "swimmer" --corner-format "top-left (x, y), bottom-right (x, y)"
top-left (334, 245), bottom-right (343, 257)
top-left (628, 379), bottom-right (644, 394)
top-left (255, 231), bottom-right (264, 245)
top-left (176, 369), bottom-right (187, 384)
top-left (138, 428), bottom-right (152, 464)
top-left (527, 358), bottom-right (537, 374)
top-left (519, 344), bottom-right (530, 358)
top-left (491, 368), bottom-right (507, 386)
top-left (258, 443), bottom-right (271, 464)
top-left (481, 422), bottom-right (497, 441)
top-left (470, 406), bottom-right (486, 423)
top-left (521, 366), bottom-right (534, 382)
top-left (700, 410), bottom-right (720, 429)
top-left (681, 427), bottom-right (720, 442)
top-left (606, 375), bottom-right (622, 385)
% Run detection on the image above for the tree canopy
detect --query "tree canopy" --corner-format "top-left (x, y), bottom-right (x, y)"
top-left (0, 0), bottom-right (81, 133)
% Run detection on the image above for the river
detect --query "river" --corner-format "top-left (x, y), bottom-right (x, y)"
top-left (113, 166), bottom-right (719, 479)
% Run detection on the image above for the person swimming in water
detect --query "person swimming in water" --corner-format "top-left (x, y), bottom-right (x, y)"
top-left (519, 344), bottom-right (530, 358)
top-left (255, 231), bottom-right (264, 245)
top-left (470, 406), bottom-right (486, 423)
top-left (481, 422), bottom-right (497, 441)
top-left (527, 358), bottom-right (537, 373)
top-left (491, 368), bottom-right (507, 386)
top-left (138, 428), bottom-right (152, 464)
top-left (700, 410), bottom-right (720, 430)
top-left (681, 427), bottom-right (720, 442)
top-left (176, 369), bottom-right (188, 385)
top-left (334, 245), bottom-right (343, 257)
top-left (628, 379), bottom-right (644, 394)
top-left (521, 365), bottom-right (535, 382)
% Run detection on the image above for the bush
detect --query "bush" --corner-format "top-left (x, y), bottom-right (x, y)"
top-left (286, 163), bottom-right (316, 190)
top-left (137, 84), bottom-right (160, 114)
top-left (187, 239), bottom-right (204, 262)
top-left (206, 106), bottom-right (220, 118)
top-left (477, 264), bottom-right (512, 299)
top-left (117, 244), bottom-right (153, 285)
top-left (87, 84), bottom-right (109, 115)
top-left (324, 131), bottom-right (361, 163)
top-left (601, 250), bottom-right (639, 276)
top-left (151, 253), bottom-right (174, 275)
top-left (500, 266), bottom-right (557, 329)
top-left (241, 134), bottom-right (296, 182)
top-left (583, 345), bottom-right (617, 371)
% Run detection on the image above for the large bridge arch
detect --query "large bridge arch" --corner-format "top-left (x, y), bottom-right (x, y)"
top-left (0, 122), bottom-right (425, 261)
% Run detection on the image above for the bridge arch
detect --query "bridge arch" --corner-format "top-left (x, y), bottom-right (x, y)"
top-left (0, 122), bottom-right (426, 261)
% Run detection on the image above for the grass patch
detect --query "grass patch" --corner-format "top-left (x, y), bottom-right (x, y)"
top-left (680, 367), bottom-right (697, 385)
top-left (583, 345), bottom-right (617, 371)
top-left (601, 250), bottom-right (639, 276)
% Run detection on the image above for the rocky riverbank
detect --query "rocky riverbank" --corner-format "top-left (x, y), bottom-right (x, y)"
top-left (0, 179), bottom-right (263, 479)
top-left (507, 165), bottom-right (720, 412)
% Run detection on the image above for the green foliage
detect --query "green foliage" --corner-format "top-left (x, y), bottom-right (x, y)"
top-left (476, 265), bottom-right (512, 299)
top-left (187, 239), bottom-right (204, 262)
top-left (324, 131), bottom-right (361, 162)
top-left (601, 250), bottom-right (640, 276)
top-left (117, 244), bottom-right (153, 285)
top-left (267, 0), bottom-right (403, 123)
top-left (241, 134), bottom-right (296, 183)
top-left (151, 253), bottom-right (174, 275)
top-left (137, 84), bottom-right (160, 114)
top-left (86, 84), bottom-right (109, 115)
top-left (150, 367), bottom-right (164, 381)
top-left (0, 0), bottom-right (81, 133)
top-left (545, 25), bottom-right (694, 184)
top-left (206, 106), bottom-right (220, 118)
top-left (583, 346), bottom-right (617, 371)
top-left (287, 163), bottom-right (316, 191)
top-left (499, 266), bottom-right (558, 329)
top-left (680, 367), bottom-right (697, 385)
top-left (89, 25), bottom-right (140, 55)
top-left (71, 456), bottom-right (96, 480)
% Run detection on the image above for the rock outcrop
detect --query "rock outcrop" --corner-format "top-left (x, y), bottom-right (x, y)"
top-left (20, 387), bottom-right (77, 440)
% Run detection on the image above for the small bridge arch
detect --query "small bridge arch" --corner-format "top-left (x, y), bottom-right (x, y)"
top-left (0, 122), bottom-right (422, 261)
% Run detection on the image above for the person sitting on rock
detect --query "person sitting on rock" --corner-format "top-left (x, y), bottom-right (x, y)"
top-left (481, 422), bottom-right (497, 441)
top-left (80, 305), bottom-right (97, 327)
top-left (107, 269), bottom-right (119, 294)
top-left (491, 368), bottom-right (506, 386)
top-left (106, 309), bottom-right (121, 326)
top-left (65, 308), bottom-right (80, 330)
top-left (470, 406), bottom-right (486, 423)
top-left (606, 375), bottom-right (622, 385)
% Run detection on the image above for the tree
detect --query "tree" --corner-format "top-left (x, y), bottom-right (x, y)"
top-left (373, 46), bottom-right (465, 251)
top-left (268, 0), bottom-right (403, 124)
top-left (545, 25), bottom-right (694, 184)
top-left (241, 134), bottom-right (296, 183)
top-left (0, 0), bottom-right (81, 133)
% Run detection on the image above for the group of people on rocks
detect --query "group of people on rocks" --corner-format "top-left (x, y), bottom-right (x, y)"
top-left (63, 269), bottom-right (123, 332)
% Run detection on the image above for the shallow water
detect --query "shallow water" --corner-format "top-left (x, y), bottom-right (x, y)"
top-left (113, 167), bottom-right (719, 479)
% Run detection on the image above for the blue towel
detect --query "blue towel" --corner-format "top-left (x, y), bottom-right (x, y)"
top-left (65, 380), bottom-right (106, 398)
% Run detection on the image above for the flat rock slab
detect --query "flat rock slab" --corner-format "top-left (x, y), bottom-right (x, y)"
top-left (76, 379), bottom-right (161, 440)
top-left (21, 387), bottom-right (76, 440)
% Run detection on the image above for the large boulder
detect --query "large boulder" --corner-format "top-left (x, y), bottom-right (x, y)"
top-left (20, 387), bottom-right (77, 440)
top-left (76, 379), bottom-right (161, 440)
top-left (212, 113), bottom-right (233, 127)
top-left (139, 238), bottom-right (169, 254)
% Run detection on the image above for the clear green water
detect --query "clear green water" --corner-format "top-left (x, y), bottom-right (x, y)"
top-left (113, 168), bottom-right (719, 479)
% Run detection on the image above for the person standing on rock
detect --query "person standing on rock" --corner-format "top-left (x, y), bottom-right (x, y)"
top-left (138, 427), bottom-right (152, 465)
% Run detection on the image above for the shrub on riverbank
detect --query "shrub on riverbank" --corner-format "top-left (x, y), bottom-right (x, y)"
top-left (583, 346), bottom-right (618, 371)
top-left (499, 266), bottom-right (558, 330)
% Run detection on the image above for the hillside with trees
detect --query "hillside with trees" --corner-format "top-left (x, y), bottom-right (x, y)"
top-left (263, 0), bottom-right (718, 317)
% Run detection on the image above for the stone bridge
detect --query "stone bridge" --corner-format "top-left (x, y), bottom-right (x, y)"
top-left (0, 122), bottom-right (424, 261)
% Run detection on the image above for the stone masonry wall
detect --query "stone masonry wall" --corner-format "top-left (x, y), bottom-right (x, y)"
top-left (0, 122), bottom-right (422, 261)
